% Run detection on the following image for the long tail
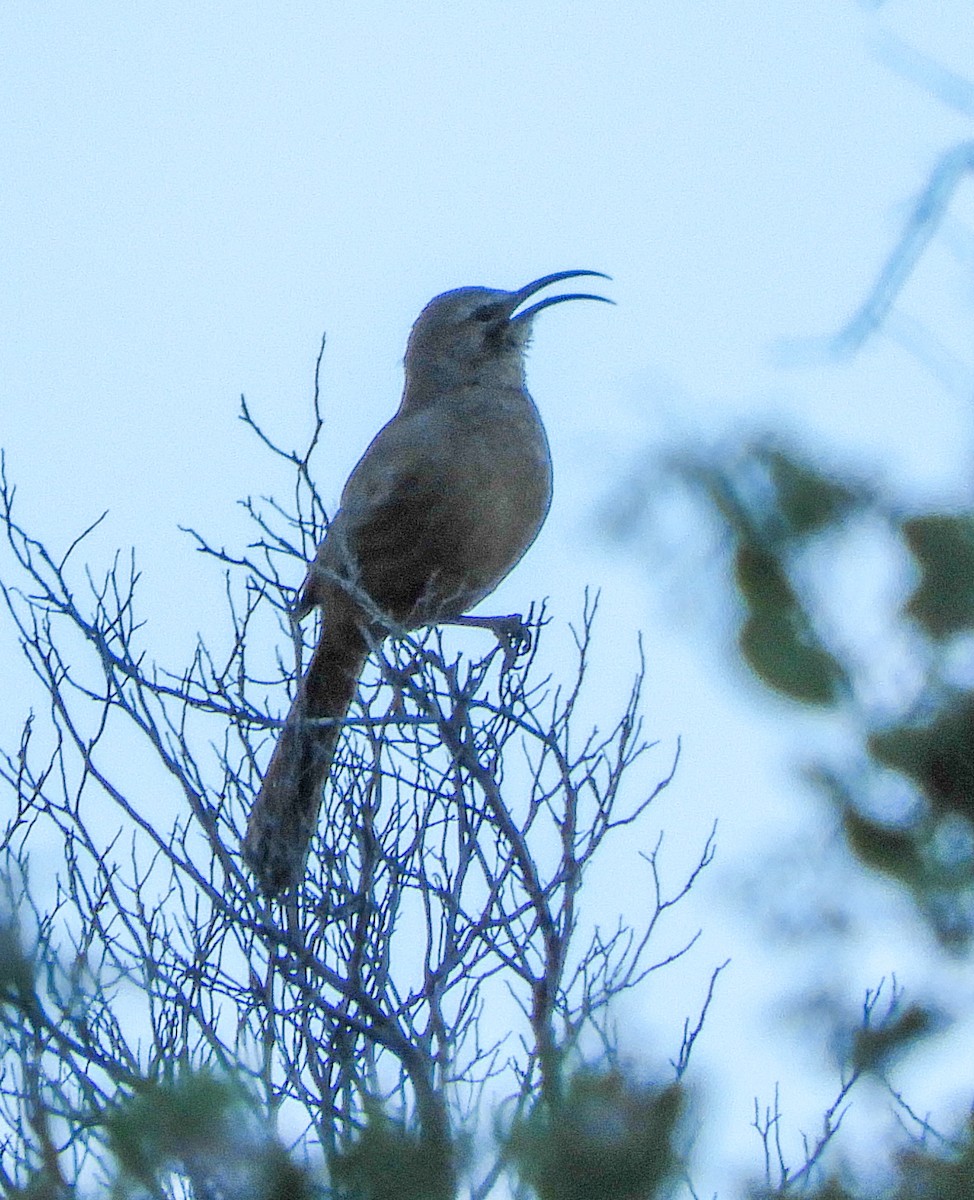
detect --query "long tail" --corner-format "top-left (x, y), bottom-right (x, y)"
top-left (244, 612), bottom-right (368, 897)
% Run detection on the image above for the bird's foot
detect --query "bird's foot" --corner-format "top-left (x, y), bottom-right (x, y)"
top-left (448, 613), bottom-right (532, 670)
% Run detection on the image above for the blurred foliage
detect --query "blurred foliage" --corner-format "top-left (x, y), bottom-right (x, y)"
top-left (621, 436), bottom-right (974, 949)
top-left (868, 693), bottom-right (974, 823)
top-left (107, 1072), bottom-right (242, 1186)
top-left (610, 429), bottom-right (974, 1193)
top-left (330, 1106), bottom-right (456, 1200)
top-left (507, 1068), bottom-right (683, 1200)
top-left (849, 1002), bottom-right (939, 1075)
top-left (902, 515), bottom-right (974, 638)
top-left (734, 544), bottom-right (845, 705)
top-left (767, 1116), bottom-right (974, 1200)
top-left (894, 1115), bottom-right (974, 1200)
top-left (105, 1072), bottom-right (318, 1200)
top-left (686, 441), bottom-right (855, 707)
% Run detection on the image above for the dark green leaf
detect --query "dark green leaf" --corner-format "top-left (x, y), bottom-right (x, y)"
top-left (733, 544), bottom-right (796, 613)
top-left (868, 694), bottom-right (974, 821)
top-left (842, 807), bottom-right (923, 884)
top-left (762, 448), bottom-right (860, 538)
top-left (739, 612), bottom-right (844, 705)
top-left (903, 514), bottom-right (974, 638)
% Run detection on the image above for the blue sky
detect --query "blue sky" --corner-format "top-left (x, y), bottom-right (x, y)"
top-left (3, 2), bottom-right (974, 1191)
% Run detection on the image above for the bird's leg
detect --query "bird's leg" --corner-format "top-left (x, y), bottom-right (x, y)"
top-left (447, 613), bottom-right (533, 670)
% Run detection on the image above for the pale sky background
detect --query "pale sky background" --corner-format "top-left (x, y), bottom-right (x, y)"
top-left (3, 2), bottom-right (974, 1194)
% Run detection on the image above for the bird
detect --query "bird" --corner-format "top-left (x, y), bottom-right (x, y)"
top-left (243, 271), bottom-right (612, 897)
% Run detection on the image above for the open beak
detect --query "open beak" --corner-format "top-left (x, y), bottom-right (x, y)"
top-left (510, 270), bottom-right (614, 323)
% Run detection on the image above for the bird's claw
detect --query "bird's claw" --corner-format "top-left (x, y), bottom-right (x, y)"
top-left (449, 613), bottom-right (532, 671)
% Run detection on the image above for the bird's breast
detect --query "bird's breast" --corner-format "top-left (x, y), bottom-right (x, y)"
top-left (316, 384), bottom-right (553, 627)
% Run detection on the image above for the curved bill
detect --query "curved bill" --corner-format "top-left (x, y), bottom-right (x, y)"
top-left (510, 269), bottom-right (614, 323)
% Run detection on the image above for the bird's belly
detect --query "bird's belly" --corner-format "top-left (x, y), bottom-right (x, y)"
top-left (394, 436), bottom-right (551, 623)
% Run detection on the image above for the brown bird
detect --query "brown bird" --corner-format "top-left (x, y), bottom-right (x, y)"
top-left (243, 271), bottom-right (612, 896)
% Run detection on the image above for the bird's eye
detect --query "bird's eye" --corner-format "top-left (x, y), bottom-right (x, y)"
top-left (473, 304), bottom-right (502, 323)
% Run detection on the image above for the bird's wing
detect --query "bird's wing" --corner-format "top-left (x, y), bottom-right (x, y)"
top-left (301, 416), bottom-right (480, 625)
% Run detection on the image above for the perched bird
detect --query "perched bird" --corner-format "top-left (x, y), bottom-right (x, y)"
top-left (243, 271), bottom-right (611, 896)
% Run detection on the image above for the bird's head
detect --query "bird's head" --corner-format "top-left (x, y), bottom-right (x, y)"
top-left (403, 270), bottom-right (612, 402)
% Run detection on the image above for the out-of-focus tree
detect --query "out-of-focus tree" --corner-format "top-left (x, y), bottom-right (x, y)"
top-left (610, 433), bottom-right (974, 949)
top-left (605, 32), bottom-right (974, 1200)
